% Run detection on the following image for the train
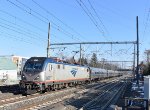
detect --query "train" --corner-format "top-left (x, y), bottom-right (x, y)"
top-left (0, 56), bottom-right (28, 87)
top-left (20, 57), bottom-right (123, 94)
top-left (0, 56), bottom-right (19, 86)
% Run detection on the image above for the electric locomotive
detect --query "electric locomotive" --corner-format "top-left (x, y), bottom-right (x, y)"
top-left (20, 57), bottom-right (90, 94)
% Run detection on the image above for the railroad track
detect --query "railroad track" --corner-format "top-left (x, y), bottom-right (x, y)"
top-left (0, 82), bottom-right (103, 106)
top-left (61, 80), bottom-right (121, 109)
top-left (0, 93), bottom-right (18, 100)
top-left (24, 77), bottom-right (128, 110)
top-left (0, 87), bottom-right (77, 110)
top-left (0, 79), bottom-right (112, 110)
top-left (0, 76), bottom-right (129, 110)
top-left (45, 77), bottom-right (128, 110)
top-left (17, 82), bottom-right (111, 110)
top-left (18, 82), bottom-right (114, 110)
top-left (81, 79), bottom-right (129, 110)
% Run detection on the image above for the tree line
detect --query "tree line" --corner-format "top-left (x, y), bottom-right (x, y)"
top-left (77, 53), bottom-right (120, 70)
top-left (139, 49), bottom-right (150, 76)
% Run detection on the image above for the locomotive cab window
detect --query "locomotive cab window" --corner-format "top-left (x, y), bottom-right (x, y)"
top-left (51, 65), bottom-right (52, 70)
top-left (63, 65), bottom-right (65, 69)
top-left (57, 65), bottom-right (60, 69)
top-left (49, 64), bottom-right (52, 71)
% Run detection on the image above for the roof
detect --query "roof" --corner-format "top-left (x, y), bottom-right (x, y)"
top-left (28, 57), bottom-right (89, 68)
top-left (0, 57), bottom-right (17, 70)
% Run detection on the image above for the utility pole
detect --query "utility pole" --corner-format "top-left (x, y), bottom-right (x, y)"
top-left (47, 22), bottom-right (50, 58)
top-left (136, 16), bottom-right (139, 85)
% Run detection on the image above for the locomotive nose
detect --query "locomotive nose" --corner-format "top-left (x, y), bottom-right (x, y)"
top-left (22, 71), bottom-right (44, 82)
top-left (22, 72), bottom-right (37, 81)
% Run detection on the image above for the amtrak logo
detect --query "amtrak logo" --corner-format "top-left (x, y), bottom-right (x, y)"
top-left (71, 68), bottom-right (78, 77)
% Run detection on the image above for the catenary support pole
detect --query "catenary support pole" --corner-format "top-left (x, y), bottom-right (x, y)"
top-left (47, 22), bottom-right (50, 58)
top-left (136, 16), bottom-right (139, 85)
top-left (133, 44), bottom-right (136, 78)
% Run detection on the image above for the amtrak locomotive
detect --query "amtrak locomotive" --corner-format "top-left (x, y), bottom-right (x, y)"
top-left (20, 57), bottom-right (121, 94)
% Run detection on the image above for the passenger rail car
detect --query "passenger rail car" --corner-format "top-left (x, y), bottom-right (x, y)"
top-left (20, 57), bottom-right (122, 94)
top-left (90, 68), bottom-right (107, 81)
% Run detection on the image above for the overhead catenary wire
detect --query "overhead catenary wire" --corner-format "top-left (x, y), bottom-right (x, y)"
top-left (0, 10), bottom-right (78, 55)
top-left (93, 1), bottom-right (136, 31)
top-left (125, 44), bottom-right (134, 54)
top-left (0, 28), bottom-right (57, 45)
top-left (0, 0), bottom-right (136, 65)
top-left (0, 10), bottom-right (60, 44)
top-left (75, 0), bottom-right (109, 41)
top-left (44, 0), bottom-right (101, 54)
top-left (0, 17), bottom-right (47, 41)
top-left (0, 23), bottom-right (46, 44)
top-left (0, 21), bottom-right (47, 42)
top-left (87, 0), bottom-right (109, 38)
top-left (0, 28), bottom-right (37, 45)
top-left (32, 0), bottom-right (87, 41)
top-left (5, 0), bottom-right (98, 54)
top-left (9, 0), bottom-right (81, 52)
top-left (79, 0), bottom-right (104, 34)
top-left (7, 0), bottom-right (82, 42)
top-left (0, 24), bottom-right (62, 49)
top-left (0, 10), bottom-right (47, 34)
top-left (0, 31), bottom-right (49, 56)
top-left (0, 6), bottom-right (78, 47)
top-left (90, 2), bottom-right (132, 56)
top-left (75, 0), bottom-right (103, 34)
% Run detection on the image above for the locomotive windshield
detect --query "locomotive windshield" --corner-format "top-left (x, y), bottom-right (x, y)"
top-left (23, 61), bottom-right (44, 72)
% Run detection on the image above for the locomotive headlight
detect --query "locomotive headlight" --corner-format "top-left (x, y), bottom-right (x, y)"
top-left (22, 75), bottom-right (26, 80)
top-left (34, 75), bottom-right (40, 80)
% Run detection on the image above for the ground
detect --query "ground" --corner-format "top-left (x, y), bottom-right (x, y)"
top-left (115, 79), bottom-right (146, 110)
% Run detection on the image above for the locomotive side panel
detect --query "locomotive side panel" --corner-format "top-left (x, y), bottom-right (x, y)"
top-left (45, 63), bottom-right (90, 83)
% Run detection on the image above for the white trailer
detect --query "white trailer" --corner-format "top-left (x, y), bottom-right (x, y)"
top-left (0, 57), bottom-right (19, 86)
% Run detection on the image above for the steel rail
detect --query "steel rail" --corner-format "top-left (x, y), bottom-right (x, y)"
top-left (101, 82), bottom-right (128, 110)
top-left (81, 78), bottom-right (128, 110)
top-left (80, 81), bottom-right (120, 109)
